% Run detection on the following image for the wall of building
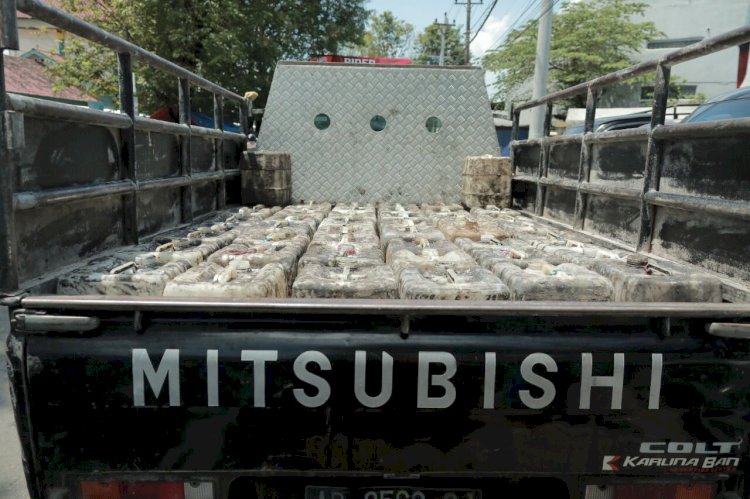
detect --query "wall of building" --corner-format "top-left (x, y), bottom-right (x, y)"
top-left (624, 0), bottom-right (750, 104)
top-left (7, 19), bottom-right (64, 57)
top-left (642, 0), bottom-right (748, 99)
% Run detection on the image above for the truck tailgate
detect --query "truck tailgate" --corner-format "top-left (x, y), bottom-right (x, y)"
top-left (8, 297), bottom-right (750, 497)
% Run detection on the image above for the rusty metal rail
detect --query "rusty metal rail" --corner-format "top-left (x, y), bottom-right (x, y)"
top-left (510, 24), bottom-right (750, 253)
top-left (15, 0), bottom-right (245, 103)
top-left (19, 295), bottom-right (750, 318)
top-left (0, 0), bottom-right (251, 292)
top-left (513, 25), bottom-right (750, 113)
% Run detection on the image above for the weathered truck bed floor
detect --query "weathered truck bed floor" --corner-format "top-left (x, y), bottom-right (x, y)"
top-left (53, 202), bottom-right (726, 302)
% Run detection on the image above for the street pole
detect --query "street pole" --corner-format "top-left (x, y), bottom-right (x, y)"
top-left (465, 0), bottom-right (471, 64)
top-left (529, 0), bottom-right (553, 138)
top-left (455, 0), bottom-right (482, 65)
top-left (440, 18), bottom-right (447, 66)
top-left (434, 13), bottom-right (453, 66)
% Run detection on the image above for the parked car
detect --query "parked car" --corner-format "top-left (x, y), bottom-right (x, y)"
top-left (564, 110), bottom-right (654, 135)
top-left (681, 86), bottom-right (750, 123)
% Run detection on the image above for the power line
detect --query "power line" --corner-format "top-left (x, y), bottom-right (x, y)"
top-left (488, 0), bottom-right (560, 52)
top-left (502, 0), bottom-right (542, 41)
top-left (470, 0), bottom-right (498, 43)
top-left (506, 0), bottom-right (542, 30)
top-left (471, 0), bottom-right (494, 32)
top-left (505, 0), bottom-right (559, 46)
top-left (492, 0), bottom-right (517, 23)
top-left (447, 2), bottom-right (458, 22)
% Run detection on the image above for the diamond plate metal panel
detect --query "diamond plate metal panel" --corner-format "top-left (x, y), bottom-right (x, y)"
top-left (258, 62), bottom-right (500, 203)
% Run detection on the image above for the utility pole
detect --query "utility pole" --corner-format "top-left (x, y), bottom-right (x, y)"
top-left (455, 0), bottom-right (482, 65)
top-left (529, 0), bottom-right (553, 138)
top-left (433, 13), bottom-right (454, 66)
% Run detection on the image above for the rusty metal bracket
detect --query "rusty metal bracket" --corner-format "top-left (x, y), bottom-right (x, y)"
top-left (3, 111), bottom-right (24, 151)
top-left (400, 314), bottom-right (410, 338)
top-left (0, 292), bottom-right (26, 307)
top-left (708, 322), bottom-right (750, 339)
top-left (13, 311), bottom-right (100, 333)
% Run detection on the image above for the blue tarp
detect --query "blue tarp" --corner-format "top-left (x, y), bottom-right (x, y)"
top-left (150, 107), bottom-right (242, 133)
top-left (190, 111), bottom-right (242, 133)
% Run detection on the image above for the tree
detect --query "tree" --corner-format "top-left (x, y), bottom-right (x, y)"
top-left (350, 11), bottom-right (414, 58)
top-left (49, 0), bottom-right (369, 111)
top-left (413, 21), bottom-right (464, 65)
top-left (482, 0), bottom-right (661, 107)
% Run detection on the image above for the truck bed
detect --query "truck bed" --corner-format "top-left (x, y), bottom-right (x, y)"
top-left (38, 201), bottom-right (734, 304)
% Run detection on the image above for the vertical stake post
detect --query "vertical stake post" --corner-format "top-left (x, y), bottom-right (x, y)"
top-left (0, 1), bottom-right (20, 291)
top-left (637, 63), bottom-right (670, 253)
top-left (534, 103), bottom-right (554, 215)
top-left (213, 93), bottom-right (226, 209)
top-left (178, 77), bottom-right (193, 223)
top-left (118, 52), bottom-right (139, 245)
top-left (573, 87), bottom-right (599, 230)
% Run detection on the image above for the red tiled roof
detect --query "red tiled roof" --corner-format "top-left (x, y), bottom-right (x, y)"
top-left (3, 56), bottom-right (95, 102)
top-left (17, 1), bottom-right (72, 20)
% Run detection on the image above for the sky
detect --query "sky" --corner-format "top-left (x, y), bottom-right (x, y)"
top-left (365, 0), bottom-right (567, 93)
top-left (365, 0), bottom-right (555, 62)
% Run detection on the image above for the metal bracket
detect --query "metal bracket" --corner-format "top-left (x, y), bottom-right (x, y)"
top-left (13, 312), bottom-right (100, 333)
top-left (0, 292), bottom-right (26, 307)
top-left (661, 317), bottom-right (672, 337)
top-left (708, 323), bottom-right (750, 339)
top-left (133, 310), bottom-right (144, 334)
top-left (400, 314), bottom-right (410, 338)
top-left (4, 111), bottom-right (24, 151)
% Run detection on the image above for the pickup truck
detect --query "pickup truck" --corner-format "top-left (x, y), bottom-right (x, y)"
top-left (4, 2), bottom-right (750, 499)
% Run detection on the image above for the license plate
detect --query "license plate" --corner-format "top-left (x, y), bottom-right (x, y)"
top-left (305, 486), bottom-right (481, 499)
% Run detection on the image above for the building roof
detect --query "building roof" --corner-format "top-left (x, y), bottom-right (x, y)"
top-left (21, 48), bottom-right (64, 64)
top-left (3, 55), bottom-right (95, 102)
top-left (17, 0), bottom-right (93, 23)
top-left (16, 1), bottom-right (69, 20)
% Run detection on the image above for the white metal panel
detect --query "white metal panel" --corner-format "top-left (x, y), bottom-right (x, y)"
top-left (258, 62), bottom-right (499, 204)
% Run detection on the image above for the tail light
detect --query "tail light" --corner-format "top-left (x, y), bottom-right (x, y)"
top-left (585, 483), bottom-right (713, 499)
top-left (80, 481), bottom-right (213, 499)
